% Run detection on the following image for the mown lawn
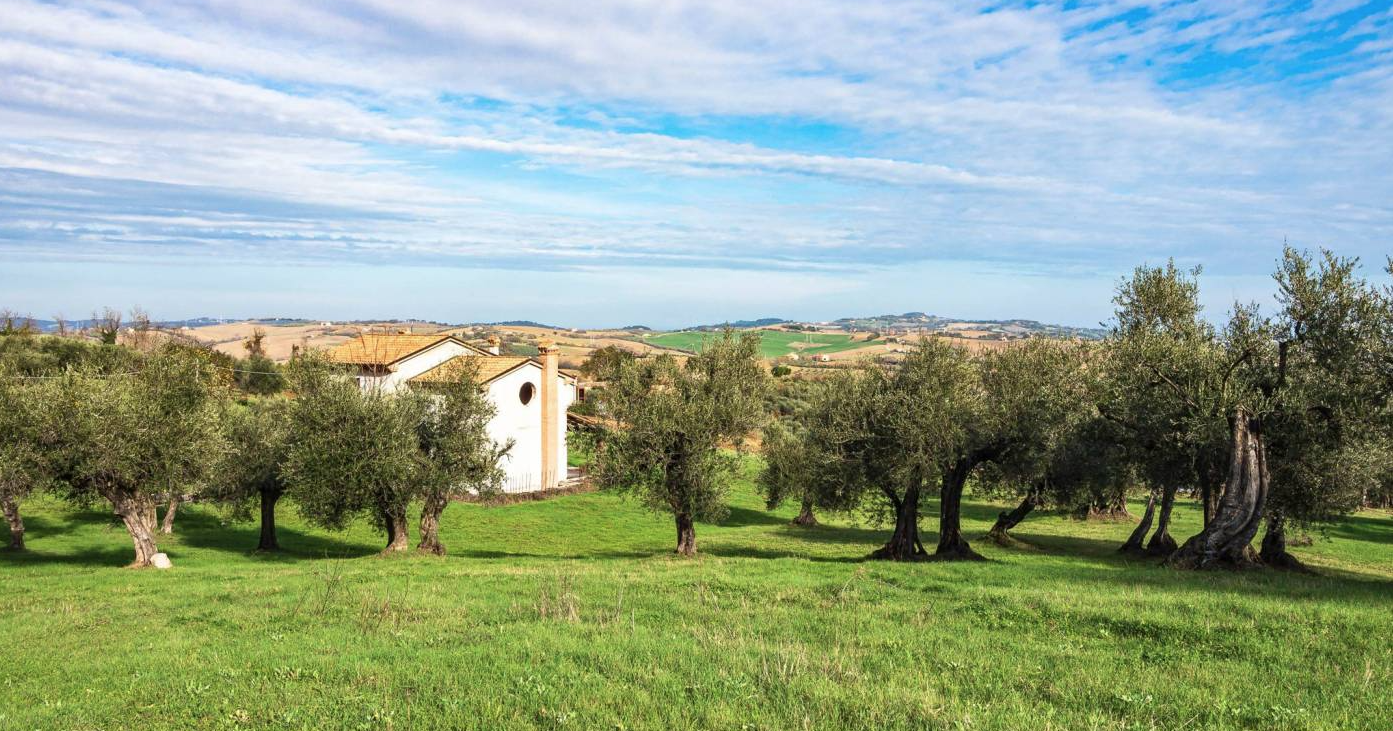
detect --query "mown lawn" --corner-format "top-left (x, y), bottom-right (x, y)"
top-left (2, 466), bottom-right (1390, 731)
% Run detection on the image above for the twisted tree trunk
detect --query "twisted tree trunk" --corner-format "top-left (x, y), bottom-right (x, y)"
top-left (1201, 483), bottom-right (1218, 529)
top-left (381, 505), bottom-right (410, 554)
top-left (791, 495), bottom-right (819, 527)
top-left (986, 488), bottom-right (1040, 545)
top-left (1259, 514), bottom-right (1311, 572)
top-left (934, 459), bottom-right (984, 561)
top-left (417, 490), bottom-right (448, 555)
top-left (870, 476), bottom-right (927, 561)
top-left (257, 486), bottom-right (281, 551)
top-left (1079, 493), bottom-right (1133, 521)
top-left (675, 512), bottom-right (696, 556)
top-left (109, 489), bottom-right (161, 568)
top-left (1168, 410), bottom-right (1268, 570)
top-left (159, 495), bottom-right (180, 534)
top-left (2, 494), bottom-right (23, 551)
top-left (1145, 484), bottom-right (1179, 556)
top-left (1119, 490), bottom-right (1156, 554)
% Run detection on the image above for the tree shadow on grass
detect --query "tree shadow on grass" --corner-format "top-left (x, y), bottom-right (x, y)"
top-left (2, 504), bottom-right (381, 567)
top-left (717, 505), bottom-right (793, 528)
top-left (0, 510), bottom-right (139, 567)
top-left (0, 544), bottom-right (137, 568)
top-left (458, 548), bottom-right (655, 561)
top-left (13, 510), bottom-right (113, 540)
top-left (700, 543), bottom-right (868, 562)
top-left (171, 507), bottom-right (380, 560)
top-left (1323, 512), bottom-right (1393, 545)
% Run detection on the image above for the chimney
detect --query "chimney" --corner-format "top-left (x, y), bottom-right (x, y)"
top-left (486, 335), bottom-right (501, 356)
top-left (538, 338), bottom-right (560, 488)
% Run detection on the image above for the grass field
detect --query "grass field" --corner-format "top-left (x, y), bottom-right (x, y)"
top-left (645, 330), bottom-right (875, 359)
top-left (3, 465), bottom-right (1391, 730)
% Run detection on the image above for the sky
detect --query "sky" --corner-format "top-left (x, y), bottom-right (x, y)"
top-left (1, 1), bottom-right (1390, 329)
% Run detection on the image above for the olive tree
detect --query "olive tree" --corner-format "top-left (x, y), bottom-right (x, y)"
top-left (1108, 248), bottom-right (1393, 570)
top-left (208, 397), bottom-right (293, 551)
top-left (927, 338), bottom-right (1095, 560)
top-left (36, 345), bottom-right (226, 567)
top-left (592, 331), bottom-right (767, 556)
top-left (411, 359), bottom-right (511, 555)
top-left (281, 355), bottom-right (423, 553)
top-left (774, 341), bottom-right (974, 561)
top-left (982, 413), bottom-right (1132, 546)
top-left (0, 371), bottom-right (45, 550)
top-left (759, 419), bottom-right (821, 526)
top-left (0, 333), bottom-right (140, 550)
top-left (1249, 249), bottom-right (1391, 568)
top-left (1103, 260), bottom-right (1230, 544)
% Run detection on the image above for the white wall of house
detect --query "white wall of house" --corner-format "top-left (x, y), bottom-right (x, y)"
top-left (350, 342), bottom-right (576, 493)
top-left (482, 364), bottom-right (577, 492)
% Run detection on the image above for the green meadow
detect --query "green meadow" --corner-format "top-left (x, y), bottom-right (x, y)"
top-left (3, 463), bottom-right (1390, 731)
top-left (644, 330), bottom-right (873, 359)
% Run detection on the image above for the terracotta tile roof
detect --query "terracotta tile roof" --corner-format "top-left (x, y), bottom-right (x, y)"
top-left (410, 356), bottom-right (533, 384)
top-left (327, 334), bottom-right (467, 367)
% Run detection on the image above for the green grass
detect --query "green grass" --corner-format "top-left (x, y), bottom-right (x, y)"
top-left (3, 467), bottom-right (1391, 731)
top-left (645, 330), bottom-right (873, 359)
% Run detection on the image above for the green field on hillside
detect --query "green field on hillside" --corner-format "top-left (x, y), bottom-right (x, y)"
top-left (645, 329), bottom-right (875, 358)
top-left (3, 465), bottom-right (1391, 731)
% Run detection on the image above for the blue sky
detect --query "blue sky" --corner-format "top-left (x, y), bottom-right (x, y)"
top-left (1, 1), bottom-right (1390, 328)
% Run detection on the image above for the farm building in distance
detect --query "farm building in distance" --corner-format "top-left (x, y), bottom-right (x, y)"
top-left (328, 333), bottom-right (577, 493)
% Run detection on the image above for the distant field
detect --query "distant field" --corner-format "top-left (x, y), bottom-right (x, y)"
top-left (645, 329), bottom-right (876, 358)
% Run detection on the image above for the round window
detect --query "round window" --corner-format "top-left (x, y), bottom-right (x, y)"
top-left (519, 382), bottom-right (536, 405)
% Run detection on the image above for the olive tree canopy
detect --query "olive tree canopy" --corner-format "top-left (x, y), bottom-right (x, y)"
top-left (592, 331), bottom-right (767, 556)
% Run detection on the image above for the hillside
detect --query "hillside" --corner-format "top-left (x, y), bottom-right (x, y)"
top-left (42, 309), bottom-right (1107, 365)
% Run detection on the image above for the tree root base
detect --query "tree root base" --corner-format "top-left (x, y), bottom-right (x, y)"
top-left (1144, 534), bottom-right (1178, 557)
top-left (927, 548), bottom-right (988, 562)
top-left (1165, 540), bottom-right (1261, 570)
top-left (867, 544), bottom-right (929, 561)
top-left (1074, 508), bottom-right (1134, 522)
top-left (1260, 550), bottom-right (1314, 573)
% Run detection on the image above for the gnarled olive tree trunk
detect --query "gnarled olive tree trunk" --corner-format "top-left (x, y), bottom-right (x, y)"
top-left (791, 495), bottom-right (819, 527)
top-left (870, 476), bottom-right (927, 561)
top-left (106, 487), bottom-right (162, 567)
top-left (1119, 490), bottom-right (1156, 554)
top-left (986, 487), bottom-right (1041, 545)
top-left (159, 495), bottom-right (180, 534)
top-left (1145, 484), bottom-right (1179, 556)
top-left (380, 505), bottom-right (410, 554)
top-left (257, 486), bottom-right (282, 551)
top-left (1078, 493), bottom-right (1132, 521)
top-left (1259, 514), bottom-right (1310, 572)
top-left (1168, 410), bottom-right (1268, 570)
top-left (2, 494), bottom-right (23, 551)
top-left (417, 491), bottom-right (448, 555)
top-left (934, 459), bottom-right (985, 561)
top-left (675, 512), bottom-right (696, 556)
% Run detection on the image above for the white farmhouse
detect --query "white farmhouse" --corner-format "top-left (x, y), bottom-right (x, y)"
top-left (328, 333), bottom-right (576, 493)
